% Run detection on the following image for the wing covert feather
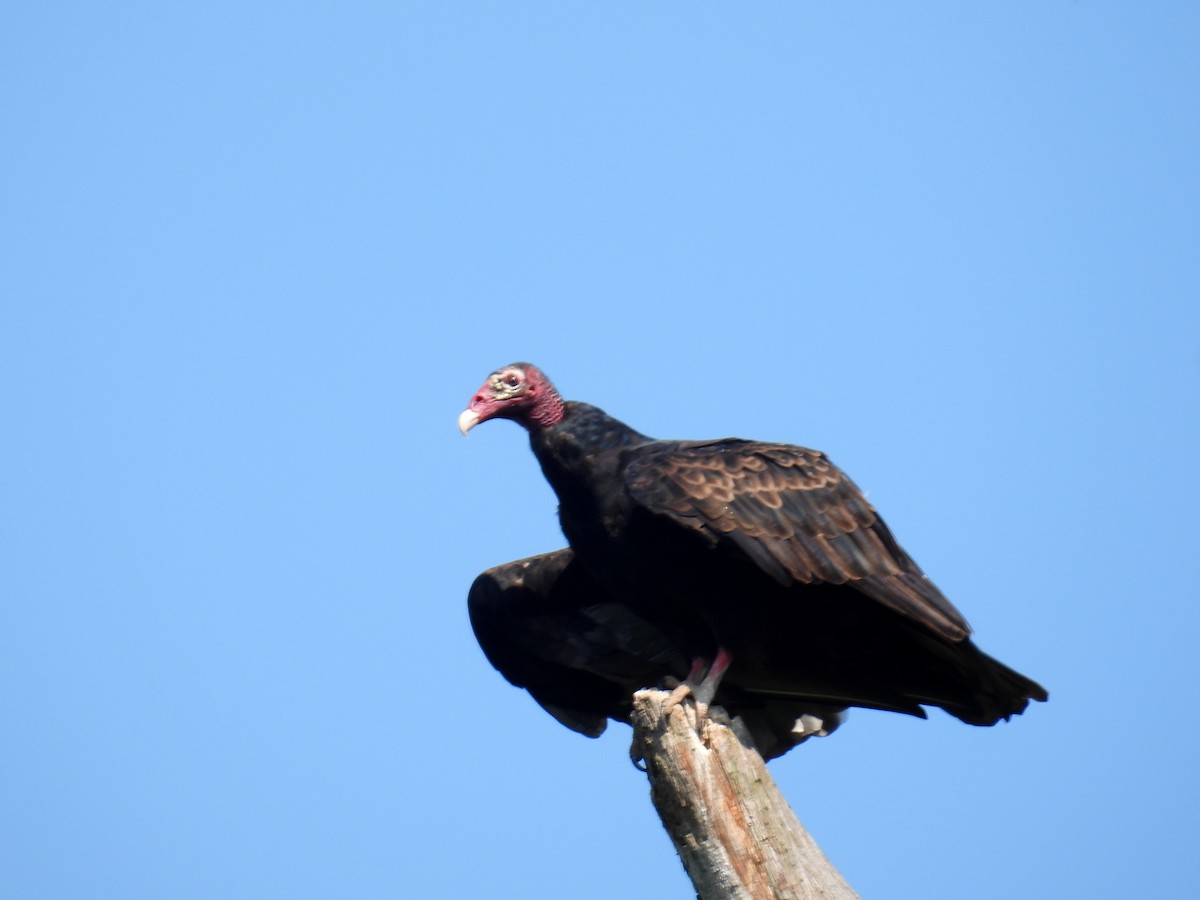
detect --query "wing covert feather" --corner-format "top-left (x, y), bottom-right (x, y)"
top-left (468, 549), bottom-right (689, 737)
top-left (623, 440), bottom-right (970, 641)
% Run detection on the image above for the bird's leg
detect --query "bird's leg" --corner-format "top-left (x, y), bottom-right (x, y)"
top-left (693, 647), bottom-right (733, 707)
top-left (665, 647), bottom-right (734, 725)
top-left (663, 657), bottom-right (708, 707)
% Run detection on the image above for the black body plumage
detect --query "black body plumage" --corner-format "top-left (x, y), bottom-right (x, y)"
top-left (467, 382), bottom-right (1047, 760)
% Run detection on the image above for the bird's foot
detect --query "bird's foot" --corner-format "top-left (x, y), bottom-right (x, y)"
top-left (664, 680), bottom-right (709, 732)
top-left (662, 649), bottom-right (733, 736)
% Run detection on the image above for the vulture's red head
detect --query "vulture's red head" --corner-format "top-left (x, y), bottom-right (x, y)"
top-left (459, 363), bottom-right (565, 435)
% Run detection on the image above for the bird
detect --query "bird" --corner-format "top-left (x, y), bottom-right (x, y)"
top-left (461, 362), bottom-right (1047, 760)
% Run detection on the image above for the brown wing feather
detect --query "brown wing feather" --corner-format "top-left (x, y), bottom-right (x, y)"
top-left (623, 440), bottom-right (971, 642)
top-left (468, 549), bottom-right (689, 737)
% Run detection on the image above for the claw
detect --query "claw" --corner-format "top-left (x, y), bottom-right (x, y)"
top-left (630, 741), bottom-right (648, 771)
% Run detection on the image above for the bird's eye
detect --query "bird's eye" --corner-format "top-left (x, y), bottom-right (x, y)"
top-left (505, 374), bottom-right (520, 387)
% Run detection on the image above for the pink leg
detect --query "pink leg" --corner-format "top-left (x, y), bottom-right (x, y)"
top-left (665, 647), bottom-right (734, 713)
top-left (684, 656), bottom-right (709, 683)
top-left (694, 647), bottom-right (733, 706)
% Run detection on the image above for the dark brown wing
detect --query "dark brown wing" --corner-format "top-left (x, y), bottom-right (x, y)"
top-left (622, 440), bottom-right (970, 642)
top-left (468, 549), bottom-right (686, 737)
top-left (468, 548), bottom-right (853, 758)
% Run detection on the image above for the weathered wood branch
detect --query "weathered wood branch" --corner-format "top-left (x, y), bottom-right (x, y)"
top-left (631, 690), bottom-right (859, 900)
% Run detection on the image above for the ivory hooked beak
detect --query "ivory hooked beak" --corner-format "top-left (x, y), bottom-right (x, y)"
top-left (458, 408), bottom-right (481, 436)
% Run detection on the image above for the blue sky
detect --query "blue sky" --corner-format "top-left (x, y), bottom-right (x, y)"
top-left (2, 4), bottom-right (1197, 898)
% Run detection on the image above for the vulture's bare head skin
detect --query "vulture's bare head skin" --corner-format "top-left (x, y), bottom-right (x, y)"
top-left (459, 363), bottom-right (564, 435)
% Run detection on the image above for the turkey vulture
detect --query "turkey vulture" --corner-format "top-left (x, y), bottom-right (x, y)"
top-left (461, 363), bottom-right (1046, 759)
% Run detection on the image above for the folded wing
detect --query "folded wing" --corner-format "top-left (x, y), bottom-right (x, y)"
top-left (623, 440), bottom-right (971, 642)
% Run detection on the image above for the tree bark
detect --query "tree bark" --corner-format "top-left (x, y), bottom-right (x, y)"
top-left (631, 690), bottom-right (859, 900)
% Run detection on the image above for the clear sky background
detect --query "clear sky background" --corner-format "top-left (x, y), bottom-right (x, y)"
top-left (2, 4), bottom-right (1197, 898)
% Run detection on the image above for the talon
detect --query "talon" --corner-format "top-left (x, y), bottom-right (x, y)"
top-left (630, 742), bottom-right (648, 771)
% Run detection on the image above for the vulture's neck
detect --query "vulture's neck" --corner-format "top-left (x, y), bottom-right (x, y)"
top-left (528, 401), bottom-right (649, 499)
